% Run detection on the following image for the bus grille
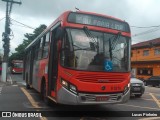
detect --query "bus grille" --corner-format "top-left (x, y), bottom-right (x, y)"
top-left (79, 93), bottom-right (123, 102)
top-left (75, 73), bottom-right (125, 83)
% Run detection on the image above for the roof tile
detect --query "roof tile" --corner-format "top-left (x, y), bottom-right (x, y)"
top-left (132, 38), bottom-right (160, 48)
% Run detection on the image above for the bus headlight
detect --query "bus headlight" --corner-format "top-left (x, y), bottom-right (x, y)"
top-left (61, 78), bottom-right (68, 88)
top-left (60, 78), bottom-right (78, 95)
top-left (128, 83), bottom-right (130, 88)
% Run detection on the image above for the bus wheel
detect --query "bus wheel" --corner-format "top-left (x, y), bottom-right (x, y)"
top-left (26, 84), bottom-right (30, 89)
top-left (26, 74), bottom-right (30, 89)
top-left (42, 82), bottom-right (50, 105)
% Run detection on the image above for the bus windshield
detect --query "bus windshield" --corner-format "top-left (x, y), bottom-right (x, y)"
top-left (13, 63), bottom-right (23, 68)
top-left (60, 28), bottom-right (130, 72)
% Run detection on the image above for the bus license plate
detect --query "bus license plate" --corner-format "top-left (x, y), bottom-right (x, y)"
top-left (96, 96), bottom-right (109, 101)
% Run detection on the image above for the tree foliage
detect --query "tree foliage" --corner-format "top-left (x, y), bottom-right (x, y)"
top-left (9, 24), bottom-right (47, 64)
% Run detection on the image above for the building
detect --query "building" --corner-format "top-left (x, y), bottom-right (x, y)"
top-left (131, 38), bottom-right (160, 80)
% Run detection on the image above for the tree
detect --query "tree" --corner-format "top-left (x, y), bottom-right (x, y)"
top-left (9, 24), bottom-right (47, 65)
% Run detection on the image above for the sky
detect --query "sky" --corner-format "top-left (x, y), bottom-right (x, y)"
top-left (0, 0), bottom-right (160, 54)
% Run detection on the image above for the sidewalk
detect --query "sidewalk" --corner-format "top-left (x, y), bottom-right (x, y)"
top-left (0, 74), bottom-right (14, 86)
top-left (0, 75), bottom-right (37, 111)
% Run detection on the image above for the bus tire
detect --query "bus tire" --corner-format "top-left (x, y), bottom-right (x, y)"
top-left (42, 81), bottom-right (51, 106)
top-left (26, 84), bottom-right (30, 89)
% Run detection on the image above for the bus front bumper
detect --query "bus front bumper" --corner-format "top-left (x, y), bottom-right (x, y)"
top-left (57, 87), bottom-right (130, 105)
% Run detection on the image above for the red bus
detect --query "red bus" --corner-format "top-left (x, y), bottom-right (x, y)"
top-left (11, 60), bottom-right (23, 74)
top-left (24, 11), bottom-right (131, 105)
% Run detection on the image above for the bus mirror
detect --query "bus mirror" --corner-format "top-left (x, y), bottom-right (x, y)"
top-left (55, 27), bottom-right (64, 40)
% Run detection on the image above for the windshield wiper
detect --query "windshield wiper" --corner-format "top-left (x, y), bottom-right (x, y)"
top-left (109, 32), bottom-right (121, 60)
top-left (83, 26), bottom-right (99, 51)
top-left (111, 32), bottom-right (121, 50)
top-left (83, 26), bottom-right (97, 43)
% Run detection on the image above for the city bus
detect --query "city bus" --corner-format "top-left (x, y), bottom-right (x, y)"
top-left (10, 60), bottom-right (23, 74)
top-left (24, 10), bottom-right (131, 105)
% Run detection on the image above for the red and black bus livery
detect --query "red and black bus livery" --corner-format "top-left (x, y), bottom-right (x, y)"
top-left (24, 11), bottom-right (131, 105)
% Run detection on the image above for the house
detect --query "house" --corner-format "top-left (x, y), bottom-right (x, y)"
top-left (131, 38), bottom-right (160, 80)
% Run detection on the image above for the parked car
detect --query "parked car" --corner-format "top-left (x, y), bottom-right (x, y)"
top-left (145, 76), bottom-right (160, 87)
top-left (130, 77), bottom-right (145, 97)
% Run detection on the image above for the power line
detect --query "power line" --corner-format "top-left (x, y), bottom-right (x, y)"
top-left (131, 24), bottom-right (160, 37)
top-left (11, 22), bottom-right (35, 30)
top-left (0, 17), bottom-right (5, 22)
top-left (10, 18), bottom-right (35, 30)
top-left (132, 27), bottom-right (160, 37)
top-left (131, 25), bottom-right (160, 28)
top-left (1, 17), bottom-right (35, 30)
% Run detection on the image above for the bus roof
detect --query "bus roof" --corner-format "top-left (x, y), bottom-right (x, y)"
top-left (77, 10), bottom-right (125, 22)
top-left (25, 10), bottom-right (129, 50)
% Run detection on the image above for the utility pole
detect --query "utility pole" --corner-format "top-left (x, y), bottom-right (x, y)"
top-left (1, 0), bottom-right (21, 82)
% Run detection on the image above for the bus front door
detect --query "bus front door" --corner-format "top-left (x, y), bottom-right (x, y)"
top-left (48, 28), bottom-right (59, 97)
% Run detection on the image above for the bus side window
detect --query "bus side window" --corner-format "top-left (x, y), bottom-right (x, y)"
top-left (38, 38), bottom-right (44, 60)
top-left (34, 41), bottom-right (40, 61)
top-left (42, 32), bottom-right (50, 58)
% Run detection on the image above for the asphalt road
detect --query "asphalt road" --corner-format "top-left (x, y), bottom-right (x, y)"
top-left (0, 74), bottom-right (160, 120)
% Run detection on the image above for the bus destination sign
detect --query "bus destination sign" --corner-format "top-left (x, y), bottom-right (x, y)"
top-left (68, 12), bottom-right (130, 32)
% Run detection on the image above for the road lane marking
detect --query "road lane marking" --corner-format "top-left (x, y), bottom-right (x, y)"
top-left (149, 93), bottom-right (160, 108)
top-left (146, 92), bottom-right (160, 96)
top-left (20, 87), bottom-right (47, 120)
top-left (139, 117), bottom-right (160, 120)
top-left (20, 87), bottom-right (40, 108)
top-left (146, 86), bottom-right (160, 89)
top-left (139, 98), bottom-right (154, 101)
top-left (117, 104), bottom-right (160, 110)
